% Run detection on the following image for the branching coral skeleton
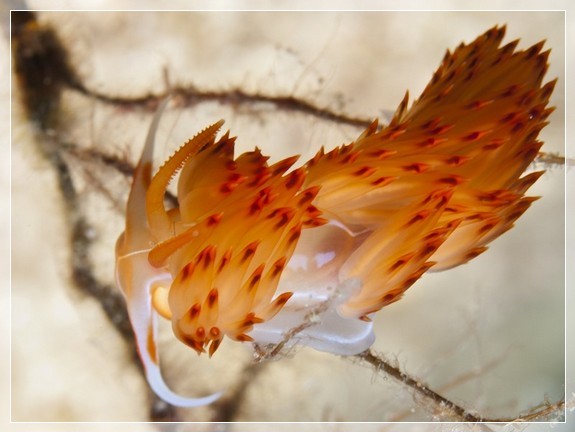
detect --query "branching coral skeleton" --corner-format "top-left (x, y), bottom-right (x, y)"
top-left (114, 26), bottom-right (559, 409)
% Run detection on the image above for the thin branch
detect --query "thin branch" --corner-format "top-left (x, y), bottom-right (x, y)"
top-left (355, 349), bottom-right (565, 423)
top-left (67, 83), bottom-right (573, 168)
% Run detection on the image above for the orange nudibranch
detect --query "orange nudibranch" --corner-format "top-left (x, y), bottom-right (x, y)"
top-left (115, 26), bottom-right (555, 406)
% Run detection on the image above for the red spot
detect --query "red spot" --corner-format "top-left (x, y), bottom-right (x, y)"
top-left (371, 176), bottom-right (393, 186)
top-left (463, 130), bottom-right (491, 142)
top-left (248, 149), bottom-right (268, 165)
top-left (188, 303), bottom-right (201, 320)
top-left (467, 213), bottom-right (485, 221)
top-left (468, 56), bottom-right (478, 69)
top-left (406, 210), bottom-right (430, 226)
top-left (213, 135), bottom-right (231, 154)
top-left (208, 339), bottom-right (221, 357)
top-left (310, 146), bottom-right (325, 165)
top-left (226, 160), bottom-right (238, 171)
top-left (220, 182), bottom-right (233, 193)
top-left (340, 144), bottom-right (353, 154)
top-left (463, 69), bottom-right (476, 82)
top-left (421, 243), bottom-right (438, 257)
top-left (478, 222), bottom-right (496, 235)
top-left (274, 208), bottom-right (295, 228)
top-left (466, 247), bottom-right (487, 260)
top-left (491, 55), bottom-right (502, 66)
top-left (305, 204), bottom-right (322, 218)
top-left (421, 118), bottom-right (442, 130)
top-left (206, 289), bottom-right (218, 308)
top-left (341, 151), bottom-right (360, 165)
top-left (463, 131), bottom-right (480, 141)
top-left (305, 218), bottom-right (328, 227)
top-left (236, 334), bottom-right (254, 342)
top-left (445, 155), bottom-right (467, 166)
top-left (271, 257), bottom-right (287, 278)
top-left (249, 265), bottom-right (264, 289)
top-left (353, 166), bottom-right (376, 177)
top-left (524, 128), bottom-right (541, 143)
top-left (401, 274), bottom-right (423, 290)
top-left (526, 42), bottom-right (542, 59)
top-left (501, 85), bottom-right (519, 98)
top-left (483, 139), bottom-right (504, 151)
top-left (242, 314), bottom-right (256, 327)
top-left (518, 91), bottom-right (535, 107)
top-left (288, 225), bottom-right (301, 244)
top-left (242, 313), bottom-right (264, 326)
top-left (182, 335), bottom-right (205, 354)
top-left (272, 156), bottom-right (299, 176)
top-left (433, 192), bottom-right (451, 209)
top-left (299, 186), bottom-right (320, 205)
top-left (195, 327), bottom-right (206, 340)
top-left (512, 122), bottom-right (525, 133)
top-left (439, 176), bottom-right (464, 186)
top-left (250, 189), bottom-right (275, 215)
top-left (325, 148), bottom-right (338, 160)
top-left (285, 168), bottom-right (304, 189)
top-left (248, 166), bottom-right (271, 187)
top-left (250, 200), bottom-right (263, 215)
top-left (207, 212), bottom-right (223, 227)
top-left (500, 112), bottom-right (518, 123)
top-left (181, 262), bottom-right (195, 281)
top-left (209, 327), bottom-right (221, 338)
top-left (541, 81), bottom-right (556, 100)
top-left (424, 230), bottom-right (444, 242)
top-left (429, 124), bottom-right (453, 135)
top-left (273, 292), bottom-right (292, 307)
top-left (419, 137), bottom-right (447, 148)
top-left (218, 249), bottom-right (232, 273)
top-left (368, 149), bottom-right (395, 159)
top-left (381, 293), bottom-right (397, 304)
top-left (241, 241), bottom-right (260, 263)
top-left (390, 256), bottom-right (411, 272)
top-left (403, 163), bottom-right (428, 173)
top-left (221, 173), bottom-right (247, 193)
top-left (500, 40), bottom-right (518, 56)
top-left (506, 210), bottom-right (525, 223)
top-left (197, 245), bottom-right (216, 269)
top-left (229, 172), bottom-right (245, 183)
top-left (518, 146), bottom-right (539, 161)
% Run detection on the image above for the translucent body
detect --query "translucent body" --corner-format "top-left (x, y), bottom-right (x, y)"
top-left (251, 224), bottom-right (375, 355)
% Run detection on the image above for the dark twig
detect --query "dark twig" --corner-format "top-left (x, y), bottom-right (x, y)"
top-left (356, 349), bottom-right (565, 423)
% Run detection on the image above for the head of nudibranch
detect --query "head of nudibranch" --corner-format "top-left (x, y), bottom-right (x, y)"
top-left (115, 25), bottom-right (555, 406)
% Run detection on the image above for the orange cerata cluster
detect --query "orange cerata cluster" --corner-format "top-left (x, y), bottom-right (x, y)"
top-left (115, 26), bottom-right (555, 407)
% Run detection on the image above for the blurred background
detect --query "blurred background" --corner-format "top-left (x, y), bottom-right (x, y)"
top-left (4, 3), bottom-right (572, 431)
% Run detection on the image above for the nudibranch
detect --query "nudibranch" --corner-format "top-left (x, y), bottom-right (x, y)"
top-left (115, 26), bottom-right (555, 407)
